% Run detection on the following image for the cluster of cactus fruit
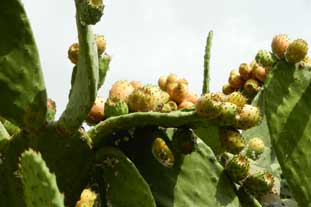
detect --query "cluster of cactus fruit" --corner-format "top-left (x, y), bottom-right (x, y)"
top-left (1, 1), bottom-right (311, 207)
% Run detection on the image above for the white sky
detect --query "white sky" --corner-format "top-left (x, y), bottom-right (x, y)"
top-left (23, 0), bottom-right (311, 118)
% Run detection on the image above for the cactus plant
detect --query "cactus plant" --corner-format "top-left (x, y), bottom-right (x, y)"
top-left (0, 1), bottom-right (310, 206)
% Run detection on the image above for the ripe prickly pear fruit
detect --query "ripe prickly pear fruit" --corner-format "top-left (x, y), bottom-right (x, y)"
top-left (225, 91), bottom-right (247, 107)
top-left (130, 81), bottom-right (142, 89)
top-left (152, 138), bottom-right (174, 167)
top-left (255, 50), bottom-right (277, 67)
top-left (75, 188), bottom-right (97, 207)
top-left (177, 78), bottom-right (188, 85)
top-left (246, 137), bottom-right (265, 160)
top-left (195, 93), bottom-right (223, 118)
top-left (235, 104), bottom-right (261, 130)
top-left (109, 80), bottom-right (135, 103)
top-left (228, 70), bottom-right (245, 89)
top-left (171, 82), bottom-right (189, 104)
top-left (218, 102), bottom-right (238, 126)
top-left (239, 63), bottom-right (252, 80)
top-left (79, 0), bottom-right (104, 25)
top-left (68, 43), bottom-right (79, 64)
top-left (158, 76), bottom-right (167, 90)
top-left (104, 97), bottom-right (129, 118)
top-left (243, 79), bottom-right (261, 96)
top-left (271, 34), bottom-right (290, 59)
top-left (47, 98), bottom-right (56, 122)
top-left (242, 171), bottom-right (274, 196)
top-left (219, 128), bottom-right (245, 154)
top-left (166, 82), bottom-right (178, 97)
top-left (184, 91), bottom-right (198, 104)
top-left (178, 100), bottom-right (195, 109)
top-left (166, 73), bottom-right (178, 84)
top-left (128, 85), bottom-right (169, 112)
top-left (222, 83), bottom-right (235, 95)
top-left (161, 101), bottom-right (178, 113)
top-left (95, 35), bottom-right (106, 55)
top-left (252, 65), bottom-right (268, 82)
top-left (172, 128), bottom-right (197, 154)
top-left (226, 154), bottom-right (250, 182)
top-left (86, 96), bottom-right (105, 125)
top-left (285, 39), bottom-right (308, 63)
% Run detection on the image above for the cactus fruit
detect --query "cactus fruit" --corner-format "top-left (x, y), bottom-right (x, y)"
top-left (219, 128), bottom-right (245, 154)
top-left (242, 172), bottom-right (275, 196)
top-left (172, 128), bottom-right (197, 154)
top-left (252, 65), bottom-right (268, 82)
top-left (171, 82), bottom-right (188, 104)
top-left (184, 92), bottom-right (198, 104)
top-left (95, 35), bottom-right (106, 55)
top-left (225, 154), bottom-right (250, 182)
top-left (158, 76), bottom-right (167, 90)
top-left (130, 81), bottom-right (142, 89)
top-left (243, 79), bottom-right (261, 96)
top-left (218, 102), bottom-right (238, 125)
top-left (79, 0), bottom-right (104, 25)
top-left (225, 91), bottom-right (247, 107)
top-left (109, 80), bottom-right (135, 103)
top-left (86, 96), bottom-right (105, 125)
top-left (195, 93), bottom-right (223, 118)
top-left (68, 43), bottom-right (79, 64)
top-left (178, 100), bottom-right (195, 109)
top-left (271, 34), bottom-right (290, 59)
top-left (235, 104), bottom-right (261, 130)
top-left (104, 97), bottom-right (129, 118)
top-left (239, 63), bottom-right (252, 80)
top-left (75, 188), bottom-right (97, 207)
top-left (161, 101), bottom-right (178, 112)
top-left (285, 39), bottom-right (308, 63)
top-left (222, 83), bottom-right (235, 95)
top-left (128, 85), bottom-right (170, 112)
top-left (152, 138), bottom-right (175, 167)
top-left (47, 98), bottom-right (56, 122)
top-left (255, 50), bottom-right (277, 67)
top-left (228, 70), bottom-right (245, 89)
top-left (246, 137), bottom-right (265, 160)
top-left (166, 73), bottom-right (178, 84)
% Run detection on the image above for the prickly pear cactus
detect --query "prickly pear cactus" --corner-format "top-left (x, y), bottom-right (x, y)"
top-left (0, 1), bottom-right (310, 207)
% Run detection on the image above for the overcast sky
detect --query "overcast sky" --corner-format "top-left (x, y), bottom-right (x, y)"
top-left (23, 0), bottom-right (311, 118)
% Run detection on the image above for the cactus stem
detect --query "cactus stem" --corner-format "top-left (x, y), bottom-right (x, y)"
top-left (202, 31), bottom-right (213, 94)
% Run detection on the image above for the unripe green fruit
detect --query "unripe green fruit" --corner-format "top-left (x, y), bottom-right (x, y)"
top-left (239, 63), bottom-right (252, 80)
top-left (86, 96), bottom-right (105, 125)
top-left (242, 171), bottom-right (274, 196)
top-left (285, 39), bottom-right (308, 63)
top-left (255, 50), bottom-right (277, 67)
top-left (68, 43), bottom-right (79, 64)
top-left (95, 35), bottom-right (106, 55)
top-left (235, 104), bottom-right (261, 130)
top-left (104, 97), bottom-right (129, 118)
top-left (303, 56), bottom-right (311, 66)
top-left (222, 83), bottom-right (235, 95)
top-left (243, 79), bottom-right (261, 96)
top-left (128, 85), bottom-right (170, 112)
top-left (225, 91), bottom-right (247, 107)
top-left (47, 98), bottom-right (56, 122)
top-left (271, 34), bottom-right (290, 59)
top-left (172, 128), bottom-right (197, 154)
top-left (219, 128), bottom-right (245, 154)
top-left (226, 154), bottom-right (250, 182)
top-left (218, 102), bottom-right (238, 126)
top-left (252, 65), bottom-right (268, 82)
top-left (228, 70), bottom-right (245, 89)
top-left (109, 80), bottom-right (135, 103)
top-left (195, 93), bottom-right (223, 118)
top-left (161, 101), bottom-right (178, 113)
top-left (246, 137), bottom-right (265, 160)
top-left (152, 138), bottom-right (174, 167)
top-left (79, 0), bottom-right (104, 25)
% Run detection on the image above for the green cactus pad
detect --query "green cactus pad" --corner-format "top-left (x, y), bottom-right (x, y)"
top-left (19, 149), bottom-right (65, 207)
top-left (0, 0), bottom-right (47, 131)
top-left (264, 61), bottom-right (311, 206)
top-left (95, 147), bottom-right (156, 207)
top-left (202, 31), bottom-right (213, 94)
top-left (120, 127), bottom-right (239, 207)
top-left (57, 2), bottom-right (99, 135)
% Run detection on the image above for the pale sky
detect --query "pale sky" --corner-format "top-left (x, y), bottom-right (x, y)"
top-left (23, 0), bottom-right (311, 118)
